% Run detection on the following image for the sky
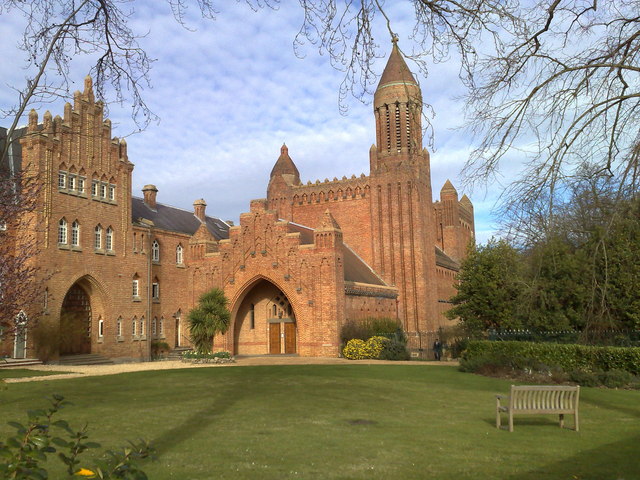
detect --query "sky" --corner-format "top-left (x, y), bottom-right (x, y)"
top-left (0, 1), bottom-right (507, 243)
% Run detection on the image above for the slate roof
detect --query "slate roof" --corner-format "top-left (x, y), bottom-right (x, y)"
top-left (132, 197), bottom-right (229, 240)
top-left (343, 244), bottom-right (386, 286)
top-left (285, 221), bottom-right (315, 244)
top-left (435, 246), bottom-right (459, 271)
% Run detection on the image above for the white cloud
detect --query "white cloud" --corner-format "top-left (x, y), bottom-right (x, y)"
top-left (0, 1), bottom-right (522, 241)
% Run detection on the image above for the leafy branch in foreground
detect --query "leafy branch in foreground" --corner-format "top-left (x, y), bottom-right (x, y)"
top-left (0, 394), bottom-right (154, 479)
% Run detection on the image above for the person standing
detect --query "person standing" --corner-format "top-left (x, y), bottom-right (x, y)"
top-left (433, 339), bottom-right (443, 361)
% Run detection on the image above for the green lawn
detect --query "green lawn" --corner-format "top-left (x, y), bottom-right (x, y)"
top-left (1, 365), bottom-right (639, 479)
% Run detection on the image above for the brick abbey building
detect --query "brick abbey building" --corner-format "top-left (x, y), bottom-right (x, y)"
top-left (1, 42), bottom-right (474, 361)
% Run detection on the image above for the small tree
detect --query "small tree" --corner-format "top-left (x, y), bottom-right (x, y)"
top-left (446, 239), bottom-right (524, 334)
top-left (187, 288), bottom-right (231, 354)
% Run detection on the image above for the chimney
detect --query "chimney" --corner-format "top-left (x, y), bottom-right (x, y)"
top-left (142, 184), bottom-right (158, 210)
top-left (193, 199), bottom-right (207, 222)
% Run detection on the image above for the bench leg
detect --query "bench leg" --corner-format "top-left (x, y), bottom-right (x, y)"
top-left (508, 412), bottom-right (513, 432)
top-left (574, 411), bottom-right (579, 432)
top-left (559, 413), bottom-right (564, 429)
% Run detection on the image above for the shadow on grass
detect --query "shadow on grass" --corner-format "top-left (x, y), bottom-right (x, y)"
top-left (505, 433), bottom-right (640, 480)
top-left (150, 379), bottom-right (246, 456)
top-left (582, 394), bottom-right (640, 419)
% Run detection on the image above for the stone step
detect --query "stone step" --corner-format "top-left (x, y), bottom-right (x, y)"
top-left (57, 354), bottom-right (115, 366)
top-left (0, 358), bottom-right (43, 368)
top-left (166, 347), bottom-right (192, 360)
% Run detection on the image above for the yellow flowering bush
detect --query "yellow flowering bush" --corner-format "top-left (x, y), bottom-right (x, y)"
top-left (342, 336), bottom-right (389, 359)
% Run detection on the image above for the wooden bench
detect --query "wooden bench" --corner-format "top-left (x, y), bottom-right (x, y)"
top-left (496, 385), bottom-right (580, 432)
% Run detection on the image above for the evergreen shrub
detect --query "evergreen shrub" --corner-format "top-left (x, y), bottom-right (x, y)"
top-left (462, 340), bottom-right (640, 375)
top-left (379, 339), bottom-right (411, 361)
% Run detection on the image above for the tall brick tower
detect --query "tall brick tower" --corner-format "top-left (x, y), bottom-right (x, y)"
top-left (369, 37), bottom-right (439, 331)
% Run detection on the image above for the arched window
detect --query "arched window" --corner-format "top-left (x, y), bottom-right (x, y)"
top-left (105, 227), bottom-right (114, 251)
top-left (71, 220), bottom-right (80, 247)
top-left (152, 317), bottom-right (157, 336)
top-left (159, 316), bottom-right (164, 336)
top-left (152, 240), bottom-right (160, 262)
top-left (117, 316), bottom-right (123, 337)
top-left (132, 316), bottom-right (137, 336)
top-left (132, 274), bottom-right (140, 298)
top-left (152, 278), bottom-right (159, 300)
top-left (94, 225), bottom-right (102, 249)
top-left (140, 316), bottom-right (145, 336)
top-left (98, 317), bottom-right (104, 337)
top-left (176, 244), bottom-right (184, 265)
top-left (58, 218), bottom-right (67, 244)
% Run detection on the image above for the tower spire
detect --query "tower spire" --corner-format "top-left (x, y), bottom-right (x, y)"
top-left (373, 39), bottom-right (422, 159)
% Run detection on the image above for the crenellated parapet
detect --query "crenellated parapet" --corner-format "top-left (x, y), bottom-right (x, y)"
top-left (290, 174), bottom-right (370, 205)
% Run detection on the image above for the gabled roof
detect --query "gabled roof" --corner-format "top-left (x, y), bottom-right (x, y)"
top-left (131, 197), bottom-right (229, 240)
top-left (343, 244), bottom-right (386, 286)
top-left (285, 221), bottom-right (315, 244)
top-left (435, 246), bottom-right (459, 271)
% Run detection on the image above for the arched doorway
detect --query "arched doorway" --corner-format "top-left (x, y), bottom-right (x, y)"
top-left (59, 282), bottom-right (92, 355)
top-left (233, 279), bottom-right (296, 355)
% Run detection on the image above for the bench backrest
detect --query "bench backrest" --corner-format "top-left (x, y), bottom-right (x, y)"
top-left (510, 385), bottom-right (580, 412)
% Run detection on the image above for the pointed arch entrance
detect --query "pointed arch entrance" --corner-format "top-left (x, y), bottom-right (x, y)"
top-left (233, 279), bottom-right (297, 355)
top-left (59, 276), bottom-right (106, 355)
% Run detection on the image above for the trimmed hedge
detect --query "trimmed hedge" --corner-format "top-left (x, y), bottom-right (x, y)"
top-left (462, 340), bottom-right (640, 375)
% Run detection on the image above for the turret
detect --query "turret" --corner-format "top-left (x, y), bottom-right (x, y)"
top-left (269, 144), bottom-right (301, 186)
top-left (314, 209), bottom-right (343, 249)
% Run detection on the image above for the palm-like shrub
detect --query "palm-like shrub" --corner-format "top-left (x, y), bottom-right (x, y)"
top-left (188, 288), bottom-right (231, 354)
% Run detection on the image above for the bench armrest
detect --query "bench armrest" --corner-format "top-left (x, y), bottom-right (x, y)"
top-left (496, 394), bottom-right (508, 400)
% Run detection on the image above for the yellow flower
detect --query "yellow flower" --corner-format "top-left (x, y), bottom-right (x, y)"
top-left (75, 468), bottom-right (96, 477)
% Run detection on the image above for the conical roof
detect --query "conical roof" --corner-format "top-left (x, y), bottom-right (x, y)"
top-left (377, 39), bottom-right (418, 90)
top-left (270, 144), bottom-right (301, 184)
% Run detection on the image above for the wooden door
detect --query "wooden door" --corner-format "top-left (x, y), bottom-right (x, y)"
top-left (284, 323), bottom-right (296, 354)
top-left (269, 323), bottom-right (281, 354)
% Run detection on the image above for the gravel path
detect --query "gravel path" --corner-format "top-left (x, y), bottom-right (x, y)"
top-left (3, 357), bottom-right (457, 383)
